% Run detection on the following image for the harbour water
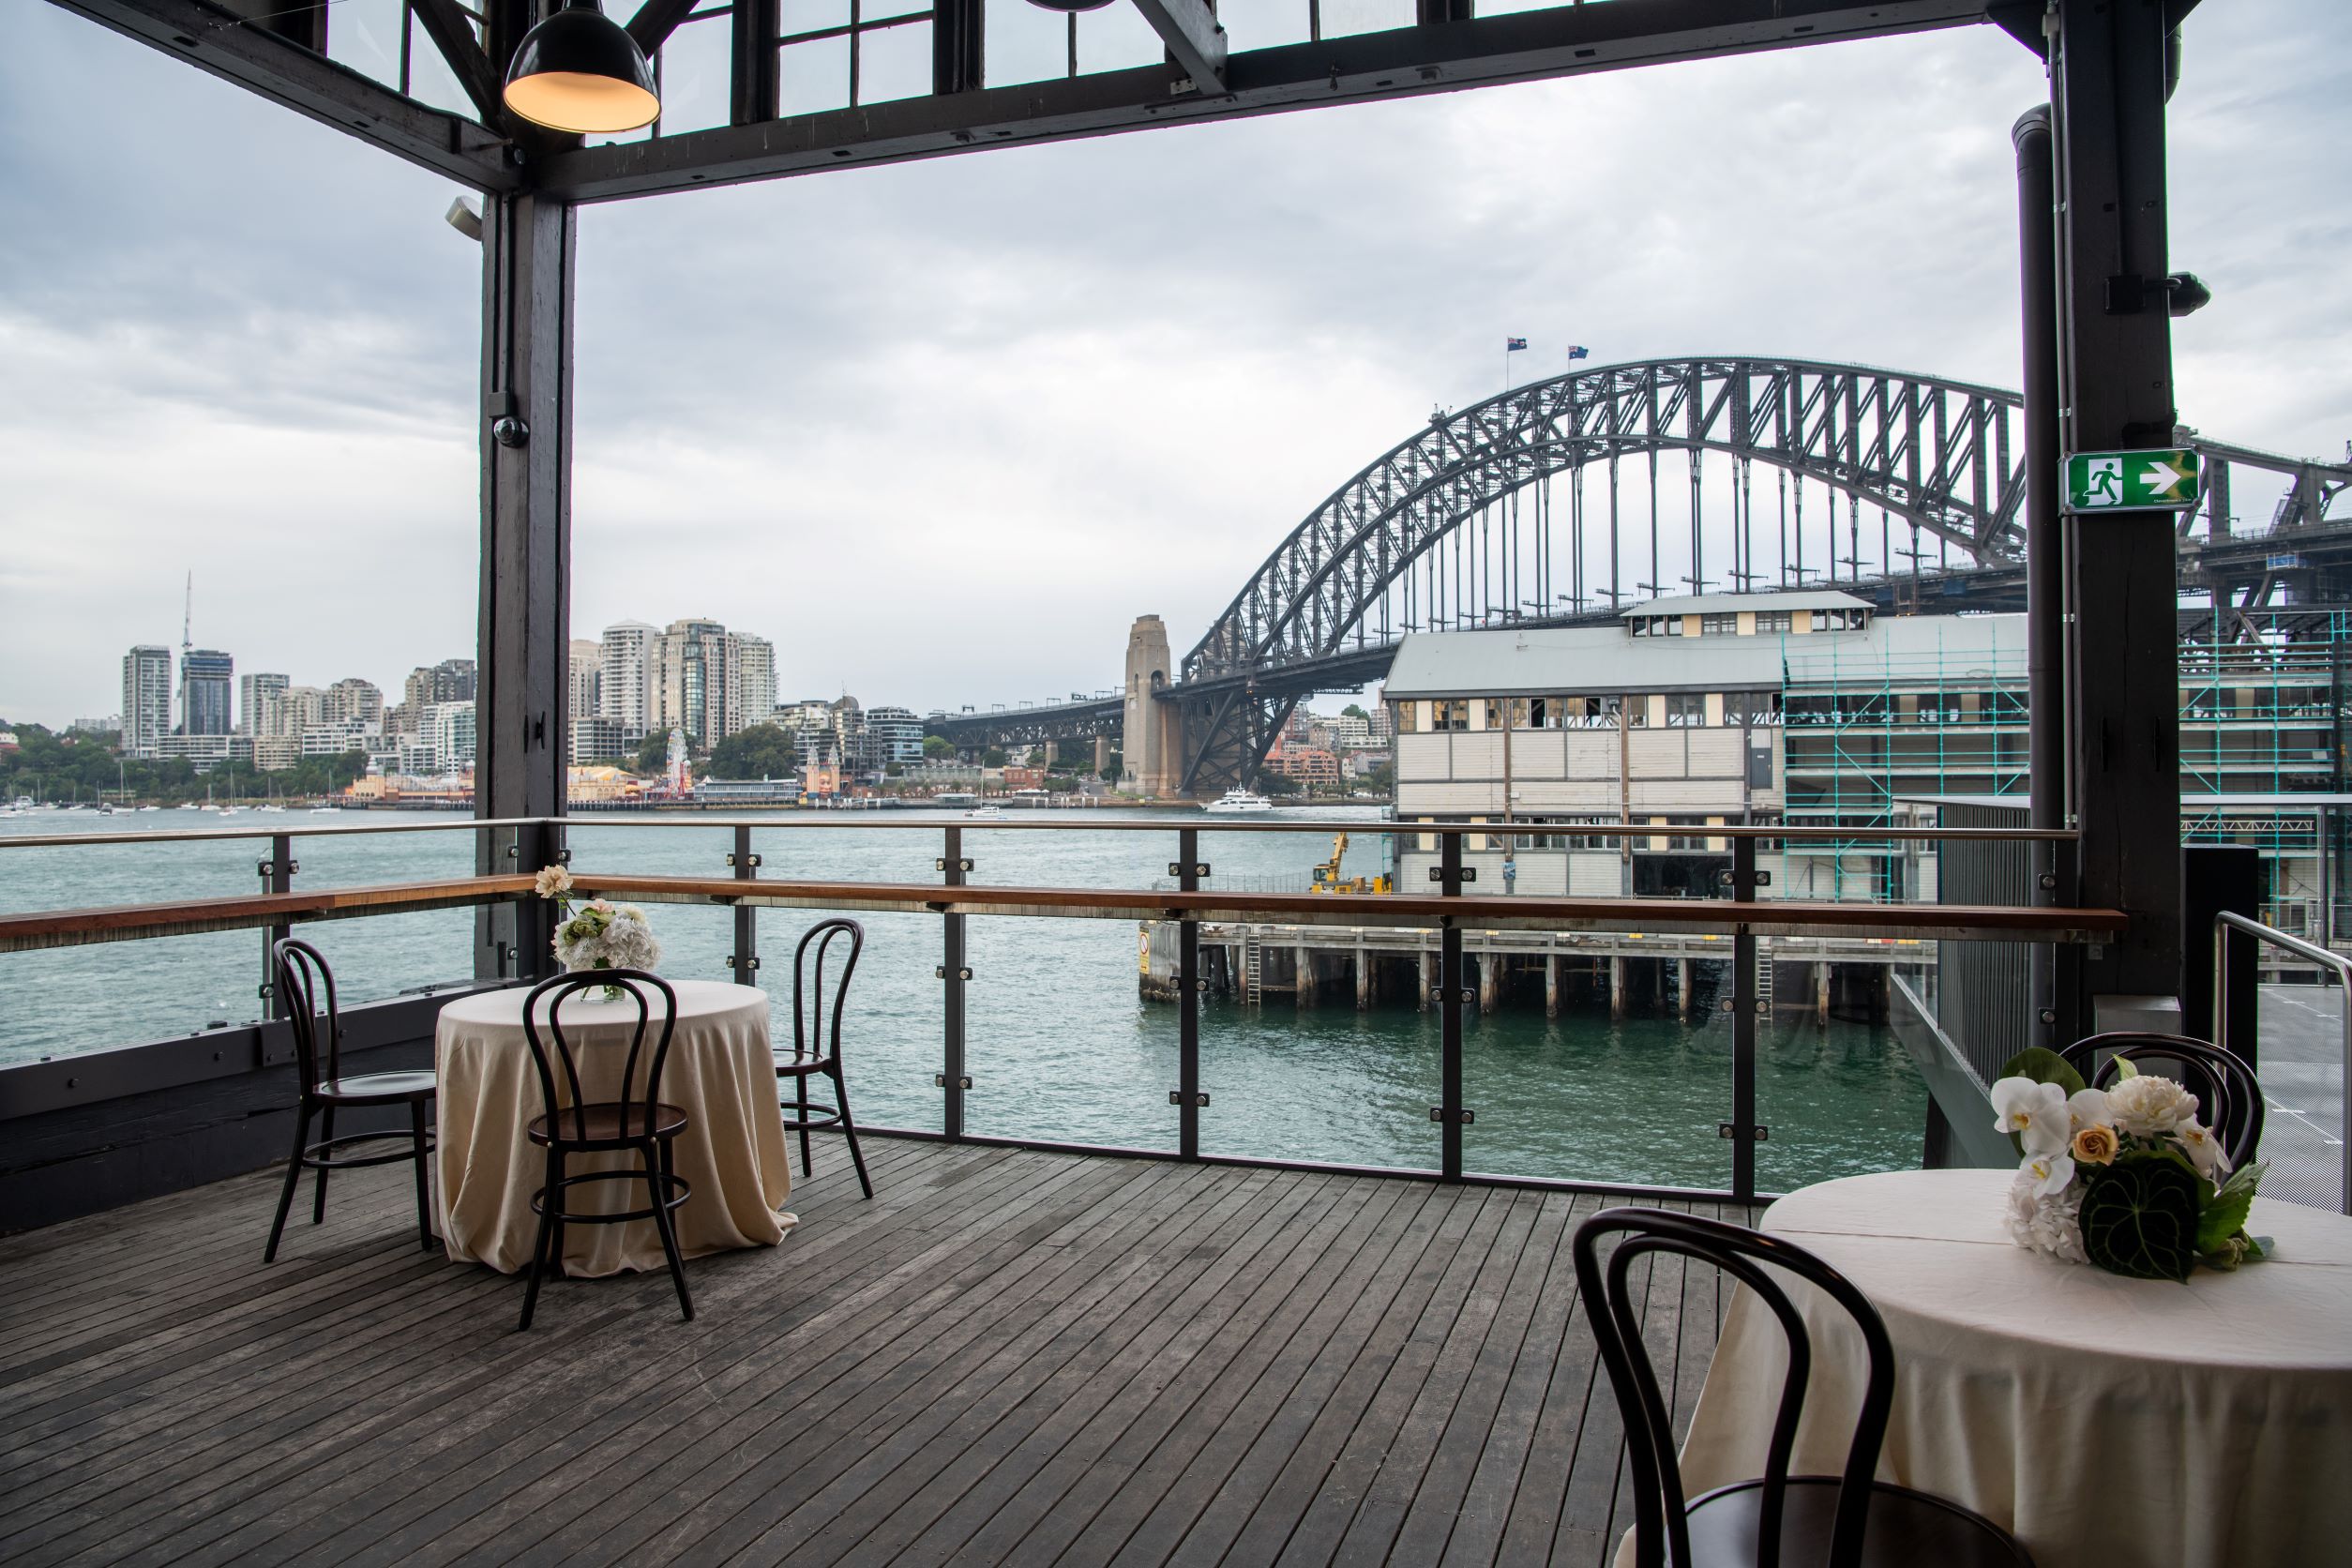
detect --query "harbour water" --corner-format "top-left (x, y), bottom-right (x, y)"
top-left (0, 807), bottom-right (1926, 1191)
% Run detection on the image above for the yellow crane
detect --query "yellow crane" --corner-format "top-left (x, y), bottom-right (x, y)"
top-left (1309, 832), bottom-right (1392, 895)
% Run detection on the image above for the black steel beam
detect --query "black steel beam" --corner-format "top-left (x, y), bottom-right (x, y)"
top-left (407, 0), bottom-right (505, 124)
top-left (46, 0), bottom-right (517, 191)
top-left (538, 0), bottom-right (1992, 202)
top-left (626, 0), bottom-right (703, 56)
top-left (1129, 0), bottom-right (1229, 94)
top-left (475, 191), bottom-right (575, 982)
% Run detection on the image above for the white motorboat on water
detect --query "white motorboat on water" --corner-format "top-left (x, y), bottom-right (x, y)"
top-left (1203, 789), bottom-right (1276, 815)
top-left (965, 805), bottom-right (1003, 819)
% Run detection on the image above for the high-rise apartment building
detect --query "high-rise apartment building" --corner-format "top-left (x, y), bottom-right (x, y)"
top-left (238, 673), bottom-right (290, 736)
top-left (567, 640), bottom-right (602, 724)
top-left (323, 678), bottom-right (384, 728)
top-left (121, 645), bottom-right (173, 758)
top-left (178, 650), bottom-right (234, 736)
top-left (656, 618), bottom-right (730, 748)
top-left (867, 705), bottom-right (925, 767)
top-left (598, 621), bottom-right (658, 741)
top-left (402, 658), bottom-right (476, 714)
top-left (725, 634), bottom-right (774, 737)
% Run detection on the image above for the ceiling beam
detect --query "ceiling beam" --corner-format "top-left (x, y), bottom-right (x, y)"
top-left (626, 0), bottom-right (703, 58)
top-left (48, 0), bottom-right (518, 191)
top-left (1128, 0), bottom-right (1229, 96)
top-left (540, 0), bottom-right (1993, 203)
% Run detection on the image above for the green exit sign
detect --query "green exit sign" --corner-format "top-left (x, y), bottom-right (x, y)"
top-left (2062, 448), bottom-right (2202, 513)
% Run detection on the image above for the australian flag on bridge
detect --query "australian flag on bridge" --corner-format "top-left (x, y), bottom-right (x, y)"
top-left (1505, 338), bottom-right (1528, 352)
top-left (1566, 344), bottom-right (1591, 360)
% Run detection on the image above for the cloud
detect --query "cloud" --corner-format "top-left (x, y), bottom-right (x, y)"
top-left (2, 2), bottom-right (2344, 727)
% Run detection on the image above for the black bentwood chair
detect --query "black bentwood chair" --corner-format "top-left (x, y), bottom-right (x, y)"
top-left (774, 918), bottom-right (873, 1199)
top-left (1572, 1208), bottom-right (2032, 1568)
top-left (518, 970), bottom-right (694, 1332)
top-left (2060, 1032), bottom-right (2265, 1171)
top-left (264, 938), bottom-right (438, 1262)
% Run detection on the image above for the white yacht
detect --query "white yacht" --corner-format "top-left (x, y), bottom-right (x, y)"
top-left (965, 804), bottom-right (1003, 819)
top-left (1204, 789), bottom-right (1275, 815)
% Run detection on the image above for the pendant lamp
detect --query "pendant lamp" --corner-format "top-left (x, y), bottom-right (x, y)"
top-left (504, 1), bottom-right (661, 135)
top-left (1024, 0), bottom-right (1117, 12)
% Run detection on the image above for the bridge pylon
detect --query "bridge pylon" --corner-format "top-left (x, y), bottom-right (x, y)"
top-left (1122, 615), bottom-right (1184, 798)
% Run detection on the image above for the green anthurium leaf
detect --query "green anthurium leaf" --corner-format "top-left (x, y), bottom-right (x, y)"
top-left (2197, 1186), bottom-right (2255, 1255)
top-left (2079, 1153), bottom-right (2201, 1281)
top-left (1998, 1047), bottom-right (2088, 1098)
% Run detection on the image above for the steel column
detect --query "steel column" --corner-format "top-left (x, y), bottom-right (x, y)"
top-left (2052, 0), bottom-right (2182, 1005)
top-left (729, 823), bottom-right (760, 983)
top-left (1177, 826), bottom-right (1202, 1158)
top-left (262, 832), bottom-right (294, 1022)
top-left (2015, 103), bottom-right (2065, 1051)
top-left (1438, 830), bottom-right (1465, 1182)
top-left (1729, 835), bottom-right (1758, 1202)
top-left (475, 191), bottom-right (575, 983)
top-left (941, 824), bottom-right (968, 1139)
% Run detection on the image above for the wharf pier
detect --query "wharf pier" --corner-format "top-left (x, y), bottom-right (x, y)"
top-left (1139, 918), bottom-right (1909, 1022)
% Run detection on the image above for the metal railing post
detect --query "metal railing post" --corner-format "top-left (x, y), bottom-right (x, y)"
top-left (1728, 835), bottom-right (1759, 1204)
top-left (727, 823), bottom-right (760, 985)
top-left (1436, 828), bottom-right (1467, 1183)
top-left (941, 824), bottom-right (969, 1140)
top-left (261, 832), bottom-right (294, 1022)
top-left (2215, 910), bottom-right (2352, 1216)
top-left (1175, 827), bottom-right (1204, 1159)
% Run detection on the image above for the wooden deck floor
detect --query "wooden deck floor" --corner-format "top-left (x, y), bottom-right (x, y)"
top-left (0, 1138), bottom-right (1744, 1568)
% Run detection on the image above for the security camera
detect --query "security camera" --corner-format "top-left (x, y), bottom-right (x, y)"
top-left (445, 197), bottom-right (484, 243)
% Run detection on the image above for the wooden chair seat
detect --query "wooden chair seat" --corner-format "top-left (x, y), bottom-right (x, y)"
top-left (1683, 1477), bottom-right (2033, 1568)
top-left (317, 1069), bottom-right (439, 1104)
top-left (527, 1101), bottom-right (689, 1148)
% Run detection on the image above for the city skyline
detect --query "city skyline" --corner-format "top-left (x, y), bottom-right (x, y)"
top-left (3, 5), bottom-right (2344, 730)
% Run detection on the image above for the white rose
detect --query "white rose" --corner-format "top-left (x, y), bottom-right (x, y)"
top-left (1991, 1077), bottom-right (2071, 1156)
top-left (2105, 1074), bottom-right (2198, 1138)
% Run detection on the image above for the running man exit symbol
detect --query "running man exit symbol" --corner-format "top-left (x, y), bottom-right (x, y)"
top-left (2062, 448), bottom-right (2202, 513)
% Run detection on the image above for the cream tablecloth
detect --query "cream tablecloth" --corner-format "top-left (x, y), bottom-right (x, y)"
top-left (1651, 1168), bottom-right (2352, 1568)
top-left (434, 979), bottom-right (794, 1277)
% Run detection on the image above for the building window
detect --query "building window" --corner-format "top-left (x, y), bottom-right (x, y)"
top-left (1565, 695), bottom-right (1623, 728)
top-left (1626, 696), bottom-right (1651, 729)
top-left (1701, 613), bottom-right (1739, 636)
top-left (1726, 690), bottom-right (1784, 725)
top-left (1392, 702), bottom-right (1420, 734)
top-left (1665, 693), bottom-right (1708, 727)
top-left (1756, 611), bottom-right (1793, 633)
top-left (1434, 699), bottom-right (1470, 731)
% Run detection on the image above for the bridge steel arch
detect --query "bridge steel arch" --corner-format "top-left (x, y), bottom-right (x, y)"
top-left (1172, 355), bottom-right (2346, 793)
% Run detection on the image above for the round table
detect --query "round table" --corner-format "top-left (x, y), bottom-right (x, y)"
top-left (433, 979), bottom-right (794, 1277)
top-left (1665, 1168), bottom-right (2352, 1568)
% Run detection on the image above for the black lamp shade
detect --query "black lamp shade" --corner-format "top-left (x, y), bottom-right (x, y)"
top-left (1024, 0), bottom-right (1118, 11)
top-left (503, 3), bottom-right (661, 135)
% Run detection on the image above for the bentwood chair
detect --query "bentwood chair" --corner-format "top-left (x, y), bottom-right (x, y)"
top-left (1573, 1208), bottom-right (2033, 1568)
top-left (518, 969), bottom-right (693, 1331)
top-left (264, 938), bottom-right (438, 1262)
top-left (774, 918), bottom-right (874, 1199)
top-left (2061, 1032), bottom-right (2266, 1170)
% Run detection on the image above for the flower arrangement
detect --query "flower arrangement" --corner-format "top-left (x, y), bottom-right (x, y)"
top-left (1991, 1047), bottom-right (2269, 1280)
top-left (535, 866), bottom-right (661, 999)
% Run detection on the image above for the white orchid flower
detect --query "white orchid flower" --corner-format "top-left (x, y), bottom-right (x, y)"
top-left (1991, 1078), bottom-right (2071, 1155)
top-left (2021, 1149), bottom-right (2076, 1199)
top-left (2174, 1120), bottom-right (2230, 1179)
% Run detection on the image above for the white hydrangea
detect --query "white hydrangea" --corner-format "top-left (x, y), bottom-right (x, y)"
top-left (2104, 1073), bottom-right (2198, 1139)
top-left (2005, 1168), bottom-right (2087, 1263)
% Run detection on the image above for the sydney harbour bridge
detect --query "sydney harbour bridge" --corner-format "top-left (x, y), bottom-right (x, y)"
top-left (928, 355), bottom-right (2352, 794)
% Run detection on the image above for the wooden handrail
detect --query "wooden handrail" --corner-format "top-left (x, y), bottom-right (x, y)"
top-left (0, 871), bottom-right (2127, 953)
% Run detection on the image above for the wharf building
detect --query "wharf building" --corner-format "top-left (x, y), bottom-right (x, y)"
top-left (1154, 588), bottom-right (2349, 1018)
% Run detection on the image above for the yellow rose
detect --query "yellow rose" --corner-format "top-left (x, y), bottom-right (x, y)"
top-left (2072, 1123), bottom-right (2119, 1166)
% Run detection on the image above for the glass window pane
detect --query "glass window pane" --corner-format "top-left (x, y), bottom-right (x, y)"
top-left (784, 0), bottom-right (852, 35)
top-left (783, 34), bottom-right (853, 116)
top-left (866, 0), bottom-right (932, 23)
top-left (1216, 0), bottom-right (1312, 50)
top-left (986, 0), bottom-right (1068, 86)
top-left (1075, 3), bottom-right (1165, 75)
top-left (405, 10), bottom-right (479, 119)
top-left (326, 0), bottom-right (406, 89)
top-left (1319, 0), bottom-right (1412, 39)
top-left (656, 15), bottom-right (733, 136)
top-left (857, 22), bottom-right (933, 106)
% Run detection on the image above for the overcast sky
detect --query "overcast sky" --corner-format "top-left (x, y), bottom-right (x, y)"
top-left (1, 1), bottom-right (2344, 729)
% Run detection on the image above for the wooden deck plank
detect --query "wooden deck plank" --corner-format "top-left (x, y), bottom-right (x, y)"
top-left (0, 1138), bottom-right (1737, 1568)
